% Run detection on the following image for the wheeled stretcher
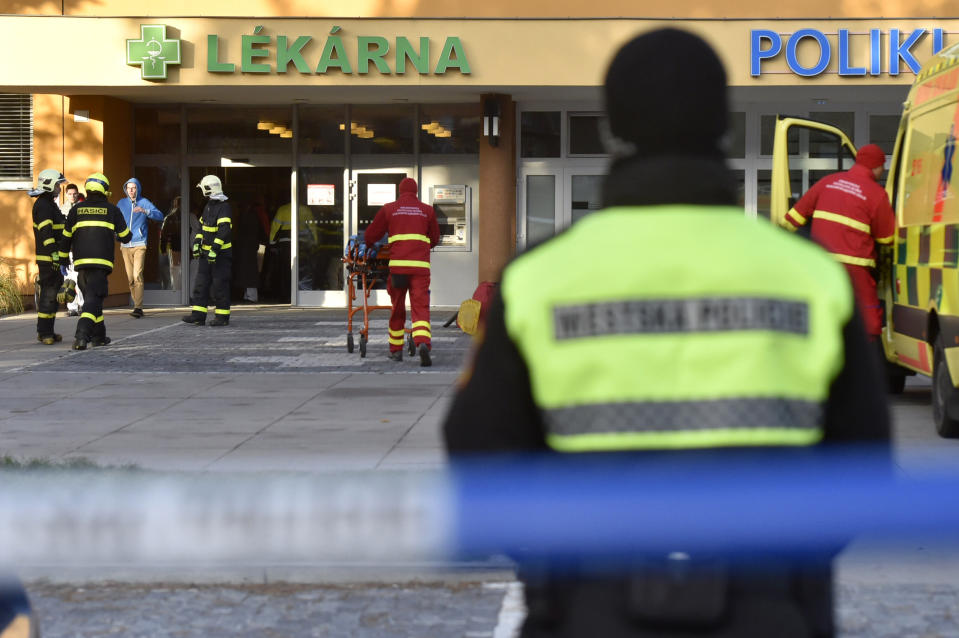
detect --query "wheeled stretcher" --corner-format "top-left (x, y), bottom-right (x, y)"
top-left (342, 240), bottom-right (415, 358)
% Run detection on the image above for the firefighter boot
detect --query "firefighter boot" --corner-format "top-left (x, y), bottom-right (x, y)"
top-left (91, 336), bottom-right (112, 347)
top-left (418, 344), bottom-right (432, 367)
top-left (71, 337), bottom-right (88, 351)
top-left (210, 316), bottom-right (229, 327)
top-left (181, 314), bottom-right (205, 326)
top-left (37, 333), bottom-right (62, 345)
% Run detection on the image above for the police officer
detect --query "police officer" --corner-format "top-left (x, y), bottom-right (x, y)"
top-left (61, 173), bottom-right (131, 350)
top-left (29, 169), bottom-right (67, 345)
top-left (443, 28), bottom-right (890, 637)
top-left (182, 175), bottom-right (232, 327)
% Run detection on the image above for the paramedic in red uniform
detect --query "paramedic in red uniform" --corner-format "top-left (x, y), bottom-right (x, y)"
top-left (365, 178), bottom-right (440, 367)
top-left (782, 144), bottom-right (895, 341)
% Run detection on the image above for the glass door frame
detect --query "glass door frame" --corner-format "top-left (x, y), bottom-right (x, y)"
top-left (517, 161), bottom-right (606, 251)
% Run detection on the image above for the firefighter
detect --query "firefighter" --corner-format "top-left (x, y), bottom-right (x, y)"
top-left (182, 175), bottom-right (232, 327)
top-left (364, 178), bottom-right (440, 367)
top-left (443, 28), bottom-right (890, 637)
top-left (781, 143), bottom-right (896, 341)
top-left (61, 173), bottom-right (131, 350)
top-left (29, 169), bottom-right (67, 345)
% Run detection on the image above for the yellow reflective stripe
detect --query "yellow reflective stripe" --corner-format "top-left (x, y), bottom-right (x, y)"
top-left (94, 315), bottom-right (104, 323)
top-left (412, 329), bottom-right (431, 338)
top-left (546, 428), bottom-right (823, 452)
top-left (62, 229), bottom-right (73, 237)
top-left (58, 252), bottom-right (69, 258)
top-left (52, 223), bottom-right (64, 229)
top-left (118, 228), bottom-right (131, 238)
top-left (202, 225), bottom-right (217, 232)
top-left (35, 255), bottom-right (52, 262)
top-left (219, 242), bottom-right (232, 250)
top-left (215, 308), bottom-right (230, 315)
top-left (412, 321), bottom-right (430, 329)
top-left (201, 244), bottom-right (212, 251)
top-left (81, 312), bottom-right (97, 321)
top-left (786, 208), bottom-right (806, 226)
top-left (388, 234), bottom-right (430, 243)
top-left (388, 259), bottom-right (430, 270)
top-left (194, 233), bottom-right (203, 240)
top-left (75, 220), bottom-right (116, 230)
top-left (876, 235), bottom-right (895, 245)
top-left (389, 328), bottom-right (406, 337)
top-left (812, 210), bottom-right (871, 234)
top-left (214, 238), bottom-right (224, 245)
top-left (389, 337), bottom-right (405, 345)
top-left (37, 312), bottom-right (56, 319)
top-left (832, 253), bottom-right (876, 268)
top-left (36, 219), bottom-right (53, 230)
top-left (217, 217), bottom-right (232, 225)
top-left (74, 258), bottom-right (114, 268)
top-left (43, 237), bottom-right (56, 246)
top-left (192, 305), bottom-right (207, 313)
top-left (213, 239), bottom-right (233, 250)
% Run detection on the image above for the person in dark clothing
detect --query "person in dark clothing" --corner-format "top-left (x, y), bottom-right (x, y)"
top-left (182, 175), bottom-right (232, 327)
top-left (60, 173), bottom-right (131, 350)
top-left (443, 28), bottom-right (891, 638)
top-left (29, 169), bottom-right (67, 345)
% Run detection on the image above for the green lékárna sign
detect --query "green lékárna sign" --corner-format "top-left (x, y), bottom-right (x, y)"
top-left (207, 26), bottom-right (471, 75)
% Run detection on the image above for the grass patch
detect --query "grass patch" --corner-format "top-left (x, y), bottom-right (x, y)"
top-left (0, 257), bottom-right (25, 316)
top-left (0, 455), bottom-right (139, 471)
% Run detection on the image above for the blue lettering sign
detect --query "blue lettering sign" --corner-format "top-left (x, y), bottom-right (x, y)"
top-left (750, 29), bottom-right (782, 77)
top-left (786, 29), bottom-right (831, 77)
top-left (870, 29), bottom-right (882, 75)
top-left (889, 28), bottom-right (925, 75)
top-left (838, 29), bottom-right (865, 76)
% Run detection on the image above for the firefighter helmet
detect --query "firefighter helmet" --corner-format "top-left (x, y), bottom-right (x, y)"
top-left (36, 169), bottom-right (66, 193)
top-left (197, 174), bottom-right (223, 197)
top-left (84, 173), bottom-right (111, 197)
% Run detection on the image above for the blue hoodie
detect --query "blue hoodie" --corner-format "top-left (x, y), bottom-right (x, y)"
top-left (116, 178), bottom-right (164, 247)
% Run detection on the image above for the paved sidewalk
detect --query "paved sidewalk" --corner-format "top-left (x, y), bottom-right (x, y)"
top-left (0, 305), bottom-right (469, 472)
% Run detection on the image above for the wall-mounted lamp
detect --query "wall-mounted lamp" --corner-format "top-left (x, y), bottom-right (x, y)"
top-left (257, 121), bottom-right (275, 131)
top-left (483, 99), bottom-right (501, 148)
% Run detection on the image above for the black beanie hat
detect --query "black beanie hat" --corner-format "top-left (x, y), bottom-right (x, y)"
top-left (604, 28), bottom-right (729, 159)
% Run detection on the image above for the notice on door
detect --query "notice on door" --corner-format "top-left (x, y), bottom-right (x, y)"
top-left (367, 183), bottom-right (396, 207)
top-left (308, 184), bottom-right (335, 206)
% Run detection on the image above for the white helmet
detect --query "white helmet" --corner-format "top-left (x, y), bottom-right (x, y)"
top-left (37, 169), bottom-right (66, 193)
top-left (197, 174), bottom-right (223, 197)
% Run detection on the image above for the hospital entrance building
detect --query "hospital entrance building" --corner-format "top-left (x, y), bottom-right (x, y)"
top-left (0, 2), bottom-right (951, 308)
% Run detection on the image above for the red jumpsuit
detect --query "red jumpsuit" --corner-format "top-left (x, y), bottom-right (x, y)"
top-left (784, 163), bottom-right (895, 338)
top-left (364, 178), bottom-right (440, 354)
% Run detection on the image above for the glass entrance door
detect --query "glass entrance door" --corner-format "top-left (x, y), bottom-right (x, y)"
top-left (295, 167), bottom-right (347, 306)
top-left (350, 167), bottom-right (413, 307)
top-left (518, 165), bottom-right (606, 250)
top-left (187, 166), bottom-right (291, 305)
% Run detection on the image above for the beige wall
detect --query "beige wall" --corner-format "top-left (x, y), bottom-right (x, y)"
top-left (0, 95), bottom-right (133, 300)
top-left (0, 0), bottom-right (952, 19)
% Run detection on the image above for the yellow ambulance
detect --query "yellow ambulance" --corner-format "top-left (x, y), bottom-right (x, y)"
top-left (770, 42), bottom-right (959, 437)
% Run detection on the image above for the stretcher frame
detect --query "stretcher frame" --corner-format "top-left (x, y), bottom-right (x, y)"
top-left (342, 243), bottom-right (415, 358)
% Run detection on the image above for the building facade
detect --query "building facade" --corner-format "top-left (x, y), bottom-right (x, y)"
top-left (0, 1), bottom-right (952, 307)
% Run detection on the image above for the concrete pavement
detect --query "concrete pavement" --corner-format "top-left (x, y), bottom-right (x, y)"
top-left (0, 304), bottom-right (468, 472)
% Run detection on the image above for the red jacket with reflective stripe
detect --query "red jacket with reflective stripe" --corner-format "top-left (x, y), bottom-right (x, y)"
top-left (364, 192), bottom-right (440, 275)
top-left (785, 164), bottom-right (895, 267)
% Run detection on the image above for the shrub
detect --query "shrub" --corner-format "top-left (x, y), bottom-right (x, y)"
top-left (0, 257), bottom-right (24, 316)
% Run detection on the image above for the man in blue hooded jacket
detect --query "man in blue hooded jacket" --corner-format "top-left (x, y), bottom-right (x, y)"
top-left (117, 177), bottom-right (164, 317)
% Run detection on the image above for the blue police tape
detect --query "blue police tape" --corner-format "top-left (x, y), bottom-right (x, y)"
top-left (1, 448), bottom-right (958, 565)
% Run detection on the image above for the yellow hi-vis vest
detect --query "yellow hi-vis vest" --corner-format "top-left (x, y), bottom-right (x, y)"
top-left (501, 205), bottom-right (854, 453)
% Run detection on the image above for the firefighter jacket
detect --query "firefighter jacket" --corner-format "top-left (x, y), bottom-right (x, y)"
top-left (364, 181), bottom-right (439, 275)
top-left (32, 193), bottom-right (65, 267)
top-left (444, 155), bottom-right (891, 638)
top-left (61, 192), bottom-right (131, 272)
top-left (270, 203), bottom-right (292, 245)
top-left (783, 163), bottom-right (895, 268)
top-left (194, 199), bottom-right (233, 257)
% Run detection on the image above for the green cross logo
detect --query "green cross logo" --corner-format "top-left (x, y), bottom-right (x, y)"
top-left (127, 24), bottom-right (181, 81)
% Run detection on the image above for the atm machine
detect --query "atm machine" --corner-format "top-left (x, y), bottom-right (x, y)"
top-left (429, 184), bottom-right (471, 249)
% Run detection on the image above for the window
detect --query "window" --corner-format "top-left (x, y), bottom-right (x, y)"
top-left (0, 93), bottom-right (33, 188)
top-left (568, 114), bottom-right (606, 156)
top-left (521, 112), bottom-right (561, 158)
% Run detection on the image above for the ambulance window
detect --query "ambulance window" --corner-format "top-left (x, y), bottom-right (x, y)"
top-left (760, 115), bottom-right (799, 156)
top-left (521, 112), bottom-right (561, 158)
top-left (869, 115), bottom-right (901, 156)
top-left (808, 112), bottom-right (854, 159)
top-left (728, 112), bottom-right (746, 159)
top-left (568, 114), bottom-right (606, 156)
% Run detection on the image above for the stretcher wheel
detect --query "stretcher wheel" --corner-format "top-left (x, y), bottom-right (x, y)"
top-left (347, 333), bottom-right (354, 353)
top-left (359, 334), bottom-right (367, 358)
top-left (407, 334), bottom-right (415, 356)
